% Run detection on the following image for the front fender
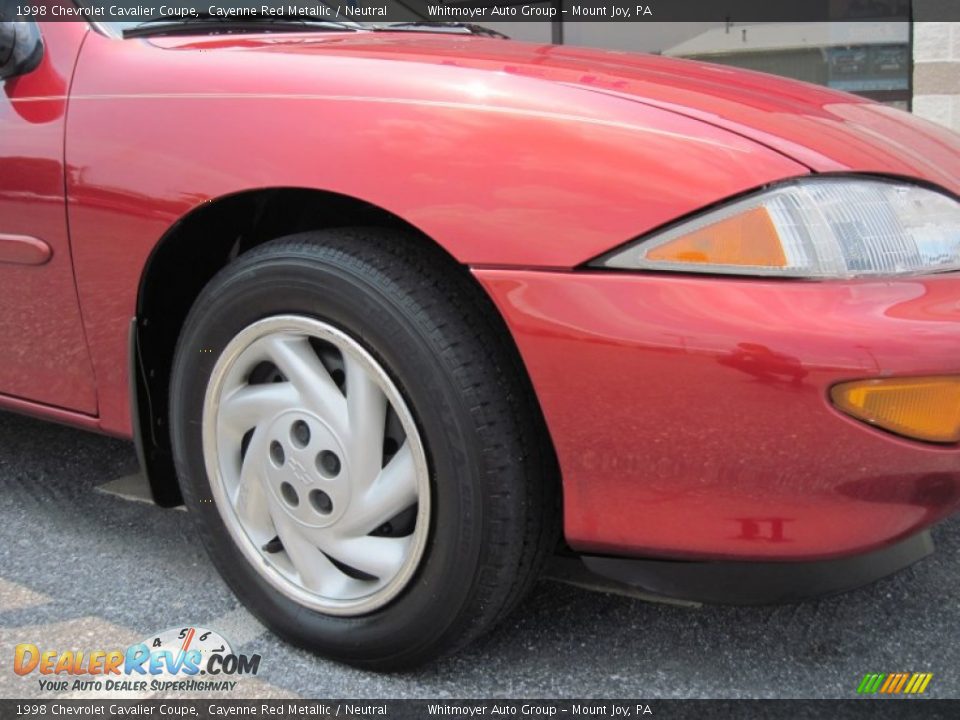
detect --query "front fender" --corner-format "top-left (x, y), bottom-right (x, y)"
top-left (65, 29), bottom-right (807, 435)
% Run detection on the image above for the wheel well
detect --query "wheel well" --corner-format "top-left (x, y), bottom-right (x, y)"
top-left (133, 187), bottom-right (556, 508)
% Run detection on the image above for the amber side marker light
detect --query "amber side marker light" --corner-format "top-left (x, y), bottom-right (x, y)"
top-left (830, 376), bottom-right (960, 444)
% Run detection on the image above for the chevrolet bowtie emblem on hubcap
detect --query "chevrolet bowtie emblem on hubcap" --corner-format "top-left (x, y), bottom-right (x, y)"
top-left (260, 409), bottom-right (352, 529)
top-left (288, 458), bottom-right (311, 485)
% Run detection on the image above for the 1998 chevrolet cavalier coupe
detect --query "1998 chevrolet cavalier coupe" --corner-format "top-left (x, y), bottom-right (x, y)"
top-left (2, 7), bottom-right (960, 669)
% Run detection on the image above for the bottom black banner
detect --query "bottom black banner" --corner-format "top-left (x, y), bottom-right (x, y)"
top-left (1, 700), bottom-right (958, 720)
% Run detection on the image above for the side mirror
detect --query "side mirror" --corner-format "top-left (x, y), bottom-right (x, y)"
top-left (0, 22), bottom-right (44, 81)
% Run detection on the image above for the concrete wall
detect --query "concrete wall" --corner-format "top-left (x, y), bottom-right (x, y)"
top-left (912, 22), bottom-right (960, 131)
top-left (487, 19), bottom-right (959, 135)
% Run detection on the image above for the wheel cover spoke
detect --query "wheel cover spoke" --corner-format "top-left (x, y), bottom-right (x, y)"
top-left (218, 382), bottom-right (299, 442)
top-left (202, 316), bottom-right (430, 616)
top-left (262, 335), bottom-right (349, 437)
top-left (341, 441), bottom-right (418, 536)
top-left (343, 352), bottom-right (388, 492)
top-left (232, 428), bottom-right (275, 544)
top-left (317, 533), bottom-right (411, 580)
top-left (264, 491), bottom-right (368, 597)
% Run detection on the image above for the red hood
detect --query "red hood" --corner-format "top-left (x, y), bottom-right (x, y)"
top-left (159, 32), bottom-right (960, 193)
top-left (543, 47), bottom-right (960, 192)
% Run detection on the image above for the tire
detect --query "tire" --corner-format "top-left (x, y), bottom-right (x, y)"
top-left (168, 227), bottom-right (559, 670)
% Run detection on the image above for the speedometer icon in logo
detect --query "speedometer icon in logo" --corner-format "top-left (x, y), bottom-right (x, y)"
top-left (141, 626), bottom-right (233, 678)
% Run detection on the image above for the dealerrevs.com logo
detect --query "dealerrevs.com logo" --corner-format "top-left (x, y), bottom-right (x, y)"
top-left (13, 626), bottom-right (261, 693)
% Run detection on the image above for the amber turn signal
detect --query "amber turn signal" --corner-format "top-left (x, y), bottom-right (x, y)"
top-left (830, 376), bottom-right (960, 444)
top-left (646, 206), bottom-right (787, 268)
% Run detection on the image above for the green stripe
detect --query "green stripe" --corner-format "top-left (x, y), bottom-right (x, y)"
top-left (857, 673), bottom-right (886, 694)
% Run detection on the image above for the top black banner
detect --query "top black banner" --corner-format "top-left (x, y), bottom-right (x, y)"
top-left (7, 0), bottom-right (960, 23)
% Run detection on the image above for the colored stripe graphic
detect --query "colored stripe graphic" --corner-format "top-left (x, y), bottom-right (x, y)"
top-left (892, 674), bottom-right (908, 693)
top-left (857, 673), bottom-right (933, 694)
top-left (880, 674), bottom-right (897, 693)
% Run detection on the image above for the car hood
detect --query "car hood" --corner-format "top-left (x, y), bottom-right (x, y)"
top-left (157, 32), bottom-right (960, 193)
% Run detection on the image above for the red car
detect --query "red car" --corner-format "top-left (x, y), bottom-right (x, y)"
top-left (2, 11), bottom-right (960, 669)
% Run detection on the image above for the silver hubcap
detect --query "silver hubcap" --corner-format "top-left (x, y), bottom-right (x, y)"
top-left (202, 315), bottom-right (430, 616)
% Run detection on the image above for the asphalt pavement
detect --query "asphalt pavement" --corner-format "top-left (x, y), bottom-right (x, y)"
top-left (1, 408), bottom-right (958, 699)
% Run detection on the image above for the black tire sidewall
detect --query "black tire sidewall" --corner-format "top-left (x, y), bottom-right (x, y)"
top-left (170, 246), bottom-right (489, 667)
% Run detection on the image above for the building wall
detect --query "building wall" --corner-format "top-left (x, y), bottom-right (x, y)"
top-left (912, 22), bottom-right (960, 131)
top-left (488, 19), bottom-right (959, 134)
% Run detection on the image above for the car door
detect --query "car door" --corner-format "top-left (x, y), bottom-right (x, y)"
top-left (0, 19), bottom-right (97, 413)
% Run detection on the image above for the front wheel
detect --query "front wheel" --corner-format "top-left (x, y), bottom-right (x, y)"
top-left (169, 228), bottom-right (558, 669)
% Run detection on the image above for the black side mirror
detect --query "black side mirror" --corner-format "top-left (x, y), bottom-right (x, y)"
top-left (0, 22), bottom-right (44, 81)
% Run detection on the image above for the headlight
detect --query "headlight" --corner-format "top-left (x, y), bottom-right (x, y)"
top-left (592, 178), bottom-right (960, 278)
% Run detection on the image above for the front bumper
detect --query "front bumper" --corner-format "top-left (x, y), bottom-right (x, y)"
top-left (475, 269), bottom-right (960, 561)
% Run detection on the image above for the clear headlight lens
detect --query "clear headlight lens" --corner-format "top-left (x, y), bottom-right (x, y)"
top-left (593, 178), bottom-right (960, 278)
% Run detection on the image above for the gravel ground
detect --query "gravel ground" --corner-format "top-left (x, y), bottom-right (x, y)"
top-left (1, 409), bottom-right (957, 699)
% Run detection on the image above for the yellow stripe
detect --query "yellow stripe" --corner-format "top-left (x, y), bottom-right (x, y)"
top-left (904, 674), bottom-right (920, 694)
top-left (880, 674), bottom-right (897, 693)
top-left (918, 674), bottom-right (933, 694)
top-left (893, 674), bottom-right (909, 693)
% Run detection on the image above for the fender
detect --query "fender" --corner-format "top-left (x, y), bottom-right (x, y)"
top-left (65, 28), bottom-right (807, 437)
